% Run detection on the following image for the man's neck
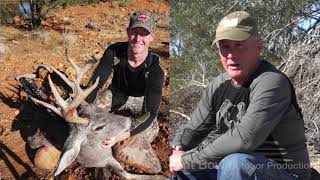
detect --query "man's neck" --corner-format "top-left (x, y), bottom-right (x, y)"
top-left (231, 59), bottom-right (261, 86)
top-left (127, 49), bottom-right (148, 68)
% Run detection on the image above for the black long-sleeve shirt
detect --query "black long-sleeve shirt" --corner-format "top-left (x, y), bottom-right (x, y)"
top-left (87, 42), bottom-right (164, 136)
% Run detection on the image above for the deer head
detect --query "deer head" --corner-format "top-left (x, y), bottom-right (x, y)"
top-left (30, 48), bottom-right (131, 176)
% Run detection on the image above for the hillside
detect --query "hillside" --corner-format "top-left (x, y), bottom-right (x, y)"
top-left (0, 0), bottom-right (170, 179)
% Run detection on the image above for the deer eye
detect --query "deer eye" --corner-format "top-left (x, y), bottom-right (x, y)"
top-left (94, 125), bottom-right (106, 131)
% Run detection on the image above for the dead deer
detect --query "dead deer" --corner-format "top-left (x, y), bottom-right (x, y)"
top-left (29, 49), bottom-right (166, 179)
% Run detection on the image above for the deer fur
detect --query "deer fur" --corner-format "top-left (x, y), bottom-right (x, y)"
top-left (27, 48), bottom-right (166, 179)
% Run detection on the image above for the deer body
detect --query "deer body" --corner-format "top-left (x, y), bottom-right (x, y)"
top-left (57, 106), bottom-right (131, 172)
top-left (29, 49), bottom-right (165, 179)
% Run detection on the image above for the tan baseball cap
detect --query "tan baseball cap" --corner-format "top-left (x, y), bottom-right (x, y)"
top-left (128, 10), bottom-right (156, 33)
top-left (213, 11), bottom-right (258, 45)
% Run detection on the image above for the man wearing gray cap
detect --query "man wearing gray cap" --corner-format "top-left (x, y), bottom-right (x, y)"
top-left (87, 10), bottom-right (164, 152)
top-left (170, 11), bottom-right (310, 180)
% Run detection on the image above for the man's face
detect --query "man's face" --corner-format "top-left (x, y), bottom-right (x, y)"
top-left (218, 36), bottom-right (262, 85)
top-left (127, 27), bottom-right (155, 54)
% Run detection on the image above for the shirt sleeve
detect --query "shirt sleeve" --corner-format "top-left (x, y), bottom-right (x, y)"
top-left (86, 46), bottom-right (114, 103)
top-left (172, 77), bottom-right (220, 151)
top-left (181, 72), bottom-right (293, 170)
top-left (130, 61), bottom-right (164, 136)
top-left (130, 112), bottom-right (153, 136)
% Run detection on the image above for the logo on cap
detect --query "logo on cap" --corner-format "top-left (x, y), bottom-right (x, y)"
top-left (212, 11), bottom-right (258, 44)
top-left (138, 12), bottom-right (149, 22)
top-left (219, 18), bottom-right (239, 29)
top-left (128, 10), bottom-right (156, 33)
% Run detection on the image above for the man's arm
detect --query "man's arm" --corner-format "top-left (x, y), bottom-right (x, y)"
top-left (130, 62), bottom-right (164, 135)
top-left (86, 46), bottom-right (114, 103)
top-left (181, 72), bottom-right (293, 170)
top-left (172, 76), bottom-right (223, 151)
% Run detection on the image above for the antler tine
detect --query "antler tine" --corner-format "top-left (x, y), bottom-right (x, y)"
top-left (65, 48), bottom-right (83, 84)
top-left (49, 74), bottom-right (89, 125)
top-left (29, 97), bottom-right (62, 117)
top-left (70, 77), bottom-right (100, 108)
top-left (48, 75), bottom-right (68, 110)
top-left (48, 64), bottom-right (75, 91)
top-left (78, 62), bottom-right (94, 82)
top-left (37, 49), bottom-right (97, 126)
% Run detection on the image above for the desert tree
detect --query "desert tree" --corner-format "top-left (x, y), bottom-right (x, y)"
top-left (18, 0), bottom-right (67, 30)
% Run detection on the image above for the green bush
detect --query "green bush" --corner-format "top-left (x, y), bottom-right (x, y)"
top-left (0, 0), bottom-right (101, 29)
top-left (0, 1), bottom-right (20, 22)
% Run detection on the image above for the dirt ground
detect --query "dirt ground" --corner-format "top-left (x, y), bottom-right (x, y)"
top-left (0, 0), bottom-right (170, 179)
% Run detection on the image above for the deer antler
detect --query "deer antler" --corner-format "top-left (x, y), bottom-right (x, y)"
top-left (30, 48), bottom-right (99, 125)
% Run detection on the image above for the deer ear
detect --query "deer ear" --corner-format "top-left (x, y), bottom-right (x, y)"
top-left (54, 136), bottom-right (84, 176)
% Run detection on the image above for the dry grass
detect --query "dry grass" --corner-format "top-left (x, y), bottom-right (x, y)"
top-left (0, 0), bottom-right (20, 22)
top-left (280, 26), bottom-right (320, 153)
top-left (43, 31), bottom-right (64, 47)
top-left (62, 31), bottom-right (77, 47)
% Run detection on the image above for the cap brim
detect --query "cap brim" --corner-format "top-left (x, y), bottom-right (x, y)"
top-left (212, 28), bottom-right (251, 47)
top-left (129, 22), bottom-right (153, 33)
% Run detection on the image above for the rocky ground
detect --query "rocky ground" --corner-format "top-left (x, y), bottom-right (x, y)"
top-left (0, 0), bottom-right (170, 179)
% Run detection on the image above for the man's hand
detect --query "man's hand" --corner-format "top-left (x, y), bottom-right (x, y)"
top-left (170, 147), bottom-right (184, 172)
top-left (102, 131), bottom-right (130, 148)
top-left (171, 145), bottom-right (182, 151)
top-left (169, 144), bottom-right (182, 156)
top-left (0, 80), bottom-right (21, 101)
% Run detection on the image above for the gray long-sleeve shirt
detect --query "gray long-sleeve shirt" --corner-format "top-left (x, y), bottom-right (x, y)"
top-left (172, 61), bottom-right (310, 179)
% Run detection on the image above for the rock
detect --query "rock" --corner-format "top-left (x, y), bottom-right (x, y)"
top-left (311, 168), bottom-right (320, 180)
top-left (1, 126), bottom-right (11, 136)
top-left (0, 125), bottom-right (3, 136)
top-left (14, 109), bottom-right (20, 115)
top-left (6, 18), bottom-right (14, 24)
top-left (311, 161), bottom-right (320, 173)
top-left (13, 16), bottom-right (23, 24)
top-left (34, 145), bottom-right (61, 171)
top-left (0, 43), bottom-right (6, 55)
top-left (62, 17), bottom-right (71, 25)
top-left (85, 22), bottom-right (100, 31)
top-left (11, 40), bottom-right (20, 45)
top-left (0, 43), bottom-right (9, 62)
top-left (113, 135), bottom-right (161, 174)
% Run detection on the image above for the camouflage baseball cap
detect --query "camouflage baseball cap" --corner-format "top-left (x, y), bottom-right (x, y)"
top-left (213, 11), bottom-right (258, 44)
top-left (128, 10), bottom-right (156, 33)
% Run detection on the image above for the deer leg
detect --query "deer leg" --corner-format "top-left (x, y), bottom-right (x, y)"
top-left (108, 157), bottom-right (167, 180)
top-left (113, 119), bottom-right (161, 174)
top-left (99, 167), bottom-right (112, 179)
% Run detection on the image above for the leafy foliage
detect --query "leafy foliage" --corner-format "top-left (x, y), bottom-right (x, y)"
top-left (17, 0), bottom-right (67, 30)
top-left (0, 1), bottom-right (21, 21)
top-left (0, 0), bottom-right (100, 30)
top-left (170, 0), bottom-right (320, 93)
top-left (170, 0), bottom-right (320, 151)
